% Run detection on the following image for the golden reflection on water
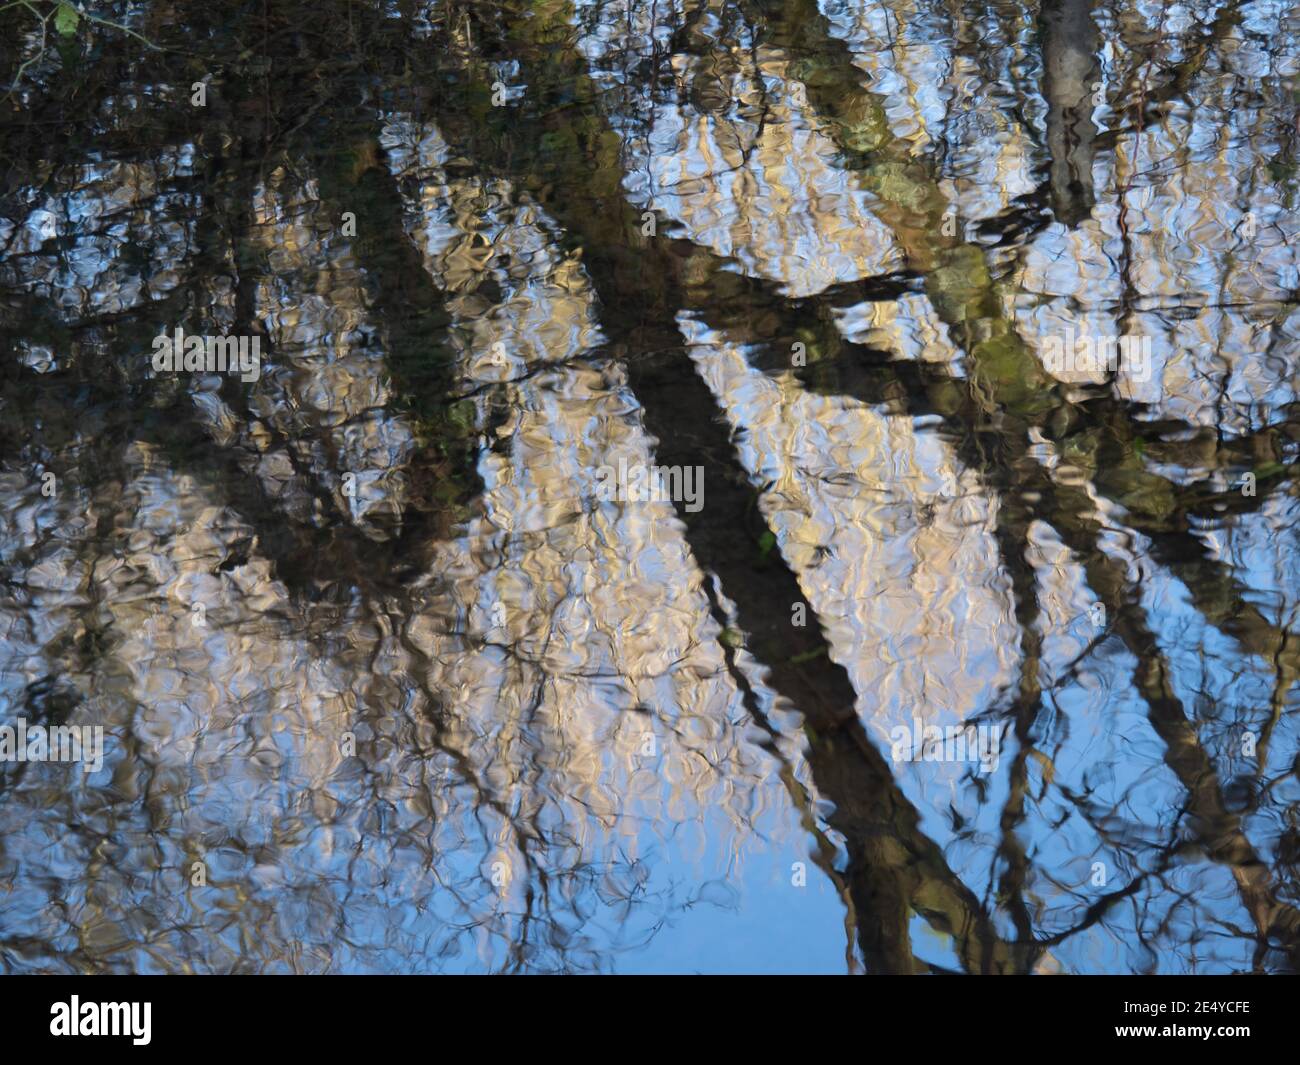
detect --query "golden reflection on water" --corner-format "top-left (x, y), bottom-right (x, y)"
top-left (0, 0), bottom-right (1299, 973)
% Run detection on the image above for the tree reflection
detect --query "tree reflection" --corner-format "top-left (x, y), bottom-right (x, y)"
top-left (0, 0), bottom-right (1297, 973)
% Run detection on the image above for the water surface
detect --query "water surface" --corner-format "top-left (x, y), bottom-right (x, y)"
top-left (1, 0), bottom-right (1299, 973)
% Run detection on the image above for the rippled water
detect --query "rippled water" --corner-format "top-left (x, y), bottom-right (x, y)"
top-left (1, 0), bottom-right (1298, 973)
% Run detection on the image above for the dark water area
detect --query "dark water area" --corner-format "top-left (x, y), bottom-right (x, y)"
top-left (0, 0), bottom-right (1298, 974)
